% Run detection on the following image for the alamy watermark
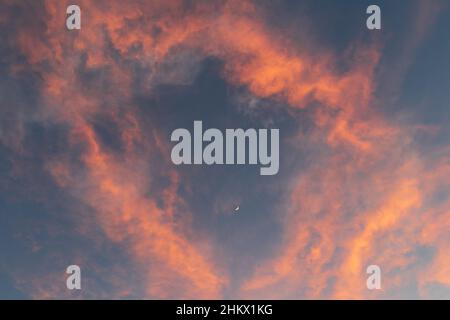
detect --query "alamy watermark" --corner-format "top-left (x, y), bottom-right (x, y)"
top-left (66, 265), bottom-right (81, 290)
top-left (170, 121), bottom-right (279, 176)
top-left (65, 4), bottom-right (380, 32)
top-left (66, 5), bottom-right (81, 30)
top-left (366, 264), bottom-right (381, 290)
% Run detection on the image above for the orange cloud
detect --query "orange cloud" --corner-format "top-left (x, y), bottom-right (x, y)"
top-left (6, 0), bottom-right (450, 299)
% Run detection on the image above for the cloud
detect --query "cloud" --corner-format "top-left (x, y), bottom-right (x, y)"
top-left (1, 0), bottom-right (449, 299)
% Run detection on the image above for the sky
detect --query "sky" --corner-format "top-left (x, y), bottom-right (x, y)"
top-left (0, 0), bottom-right (450, 299)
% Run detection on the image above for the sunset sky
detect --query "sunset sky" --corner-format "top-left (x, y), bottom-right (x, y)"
top-left (1, 0), bottom-right (450, 299)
